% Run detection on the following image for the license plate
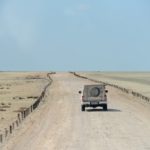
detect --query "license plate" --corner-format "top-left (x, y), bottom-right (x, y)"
top-left (91, 102), bottom-right (98, 105)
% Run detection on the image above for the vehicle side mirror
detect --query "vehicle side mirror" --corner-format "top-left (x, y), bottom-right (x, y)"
top-left (105, 90), bottom-right (108, 93)
top-left (78, 91), bottom-right (82, 94)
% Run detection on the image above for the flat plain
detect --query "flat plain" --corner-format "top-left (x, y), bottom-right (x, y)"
top-left (79, 72), bottom-right (150, 97)
top-left (1, 72), bottom-right (150, 150)
top-left (0, 72), bottom-right (49, 136)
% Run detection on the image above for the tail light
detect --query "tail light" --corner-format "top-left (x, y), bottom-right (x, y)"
top-left (82, 96), bottom-right (84, 101)
top-left (104, 95), bottom-right (107, 100)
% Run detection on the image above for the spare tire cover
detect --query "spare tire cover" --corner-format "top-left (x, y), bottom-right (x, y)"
top-left (90, 87), bottom-right (100, 97)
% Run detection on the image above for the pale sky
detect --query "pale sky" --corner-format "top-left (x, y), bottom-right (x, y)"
top-left (0, 0), bottom-right (150, 71)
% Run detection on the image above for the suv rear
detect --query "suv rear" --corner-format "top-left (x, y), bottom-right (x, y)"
top-left (79, 84), bottom-right (108, 111)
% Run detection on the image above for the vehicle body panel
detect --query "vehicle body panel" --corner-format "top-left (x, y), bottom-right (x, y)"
top-left (80, 84), bottom-right (108, 111)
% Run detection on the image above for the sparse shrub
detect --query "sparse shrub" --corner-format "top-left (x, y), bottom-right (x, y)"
top-left (1, 102), bottom-right (5, 105)
top-left (13, 96), bottom-right (25, 100)
top-left (27, 96), bottom-right (38, 99)
top-left (18, 97), bottom-right (24, 100)
top-left (0, 108), bottom-right (6, 111)
top-left (2, 105), bottom-right (10, 108)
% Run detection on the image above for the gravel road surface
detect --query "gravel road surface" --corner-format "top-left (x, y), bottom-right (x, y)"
top-left (2, 73), bottom-right (150, 150)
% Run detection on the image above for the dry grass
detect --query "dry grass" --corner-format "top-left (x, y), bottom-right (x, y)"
top-left (0, 72), bottom-right (49, 129)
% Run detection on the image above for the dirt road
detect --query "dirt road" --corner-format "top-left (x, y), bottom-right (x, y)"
top-left (2, 73), bottom-right (150, 150)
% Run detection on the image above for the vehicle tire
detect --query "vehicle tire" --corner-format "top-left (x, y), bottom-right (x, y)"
top-left (81, 105), bottom-right (85, 111)
top-left (103, 104), bottom-right (107, 111)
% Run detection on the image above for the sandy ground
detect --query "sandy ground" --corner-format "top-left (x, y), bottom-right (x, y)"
top-left (0, 72), bottom-right (49, 131)
top-left (80, 72), bottom-right (150, 97)
top-left (2, 72), bottom-right (150, 150)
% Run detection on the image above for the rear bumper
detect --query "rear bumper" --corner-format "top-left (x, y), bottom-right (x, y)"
top-left (82, 101), bottom-right (107, 107)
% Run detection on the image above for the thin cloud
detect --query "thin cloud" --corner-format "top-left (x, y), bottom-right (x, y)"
top-left (64, 8), bottom-right (77, 16)
top-left (78, 4), bottom-right (90, 12)
top-left (64, 4), bottom-right (90, 16)
top-left (0, 0), bottom-right (43, 53)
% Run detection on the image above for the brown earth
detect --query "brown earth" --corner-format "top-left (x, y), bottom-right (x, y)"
top-left (1, 72), bottom-right (150, 150)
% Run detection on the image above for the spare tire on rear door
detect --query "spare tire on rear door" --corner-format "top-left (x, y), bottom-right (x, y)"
top-left (90, 87), bottom-right (100, 97)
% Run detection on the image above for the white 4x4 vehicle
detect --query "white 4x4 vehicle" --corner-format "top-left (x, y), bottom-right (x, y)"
top-left (79, 84), bottom-right (108, 111)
